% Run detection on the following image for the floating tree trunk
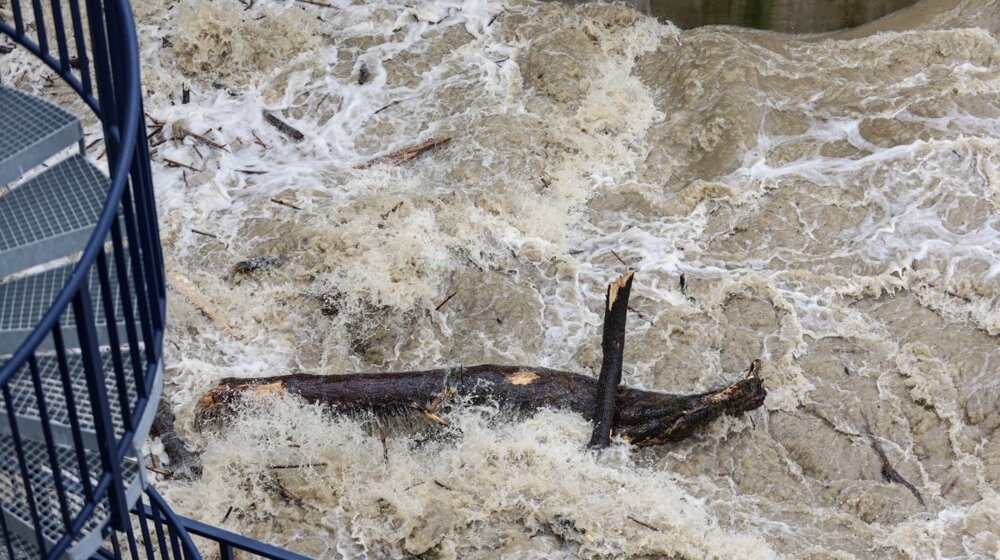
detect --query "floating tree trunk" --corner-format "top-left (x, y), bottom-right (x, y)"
top-left (197, 362), bottom-right (765, 447)
top-left (195, 271), bottom-right (767, 447)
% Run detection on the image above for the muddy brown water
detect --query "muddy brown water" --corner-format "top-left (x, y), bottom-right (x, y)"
top-left (3, 0), bottom-right (998, 557)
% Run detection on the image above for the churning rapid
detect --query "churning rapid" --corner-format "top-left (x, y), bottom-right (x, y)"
top-left (4, 0), bottom-right (1000, 557)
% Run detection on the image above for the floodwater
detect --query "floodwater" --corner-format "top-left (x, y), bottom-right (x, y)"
top-left (3, 0), bottom-right (1000, 557)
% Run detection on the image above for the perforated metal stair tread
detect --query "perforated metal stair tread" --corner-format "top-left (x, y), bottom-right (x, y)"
top-left (0, 86), bottom-right (82, 187)
top-left (0, 258), bottom-right (138, 354)
top-left (0, 154), bottom-right (109, 278)
top-left (0, 349), bottom-right (138, 449)
top-left (0, 432), bottom-right (142, 559)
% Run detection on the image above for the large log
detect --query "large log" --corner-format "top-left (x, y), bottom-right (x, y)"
top-left (197, 361), bottom-right (765, 447)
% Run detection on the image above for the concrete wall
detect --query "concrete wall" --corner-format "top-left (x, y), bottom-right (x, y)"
top-left (557, 0), bottom-right (921, 32)
top-left (648, 0), bottom-right (920, 32)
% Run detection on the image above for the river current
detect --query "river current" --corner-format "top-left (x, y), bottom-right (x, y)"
top-left (2, 0), bottom-right (999, 557)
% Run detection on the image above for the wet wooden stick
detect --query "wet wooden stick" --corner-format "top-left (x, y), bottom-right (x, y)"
top-left (356, 137), bottom-right (451, 169)
top-left (588, 269), bottom-right (635, 449)
top-left (863, 417), bottom-right (925, 506)
top-left (263, 110), bottom-right (305, 141)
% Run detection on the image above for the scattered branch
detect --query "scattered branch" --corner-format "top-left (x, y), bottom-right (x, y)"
top-left (263, 110), bottom-right (305, 141)
top-left (863, 417), bottom-right (925, 506)
top-left (356, 137), bottom-right (451, 169)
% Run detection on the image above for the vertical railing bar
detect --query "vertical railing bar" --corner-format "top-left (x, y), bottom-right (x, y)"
top-left (122, 510), bottom-right (142, 560)
top-left (0, 489), bottom-right (19, 559)
top-left (149, 500), bottom-right (172, 560)
top-left (168, 519), bottom-right (183, 560)
top-left (219, 543), bottom-right (234, 560)
top-left (66, 0), bottom-right (94, 97)
top-left (27, 354), bottom-right (75, 532)
top-left (51, 325), bottom-right (95, 500)
top-left (96, 250), bottom-right (135, 432)
top-left (110, 531), bottom-right (124, 560)
top-left (117, 179), bottom-right (155, 389)
top-left (132, 133), bottom-right (166, 328)
top-left (134, 494), bottom-right (157, 560)
top-left (83, 0), bottom-right (119, 131)
top-left (47, 0), bottom-right (71, 72)
top-left (2, 383), bottom-right (49, 555)
top-left (72, 287), bottom-right (130, 531)
top-left (11, 0), bottom-right (25, 37)
top-left (110, 216), bottom-right (146, 400)
top-left (29, 0), bottom-right (49, 54)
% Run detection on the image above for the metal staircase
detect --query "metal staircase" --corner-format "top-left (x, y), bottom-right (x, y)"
top-left (1, 0), bottom-right (309, 559)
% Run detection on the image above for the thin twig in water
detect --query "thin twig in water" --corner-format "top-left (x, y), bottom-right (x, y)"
top-left (267, 463), bottom-right (328, 470)
top-left (189, 131), bottom-right (227, 150)
top-left (164, 158), bottom-right (201, 172)
top-left (373, 99), bottom-right (403, 115)
top-left (251, 130), bottom-right (268, 149)
top-left (146, 464), bottom-right (174, 478)
top-left (221, 506), bottom-right (234, 523)
top-left (627, 516), bottom-right (660, 532)
top-left (191, 228), bottom-right (217, 239)
top-left (433, 480), bottom-right (453, 491)
top-left (435, 291), bottom-right (458, 311)
top-left (863, 415), bottom-right (925, 506)
top-left (270, 198), bottom-right (302, 210)
top-left (356, 137), bottom-right (451, 169)
top-left (235, 169), bottom-right (268, 175)
top-left (610, 250), bottom-right (629, 268)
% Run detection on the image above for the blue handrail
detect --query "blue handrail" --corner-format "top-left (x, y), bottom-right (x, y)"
top-left (1, 0), bottom-right (313, 556)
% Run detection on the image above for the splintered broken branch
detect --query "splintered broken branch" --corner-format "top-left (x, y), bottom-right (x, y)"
top-left (356, 137), bottom-right (451, 169)
top-left (589, 269), bottom-right (634, 449)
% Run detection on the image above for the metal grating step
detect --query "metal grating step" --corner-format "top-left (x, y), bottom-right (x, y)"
top-left (0, 86), bottom-right (82, 187)
top-left (0, 349), bottom-right (138, 449)
top-left (0, 524), bottom-right (39, 559)
top-left (0, 257), bottom-right (140, 355)
top-left (0, 432), bottom-right (143, 560)
top-left (0, 155), bottom-right (109, 278)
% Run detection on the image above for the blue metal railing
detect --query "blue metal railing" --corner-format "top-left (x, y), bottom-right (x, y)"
top-left (1, 0), bottom-right (308, 558)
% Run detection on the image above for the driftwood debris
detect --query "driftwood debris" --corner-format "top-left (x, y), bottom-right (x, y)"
top-left (356, 137), bottom-right (452, 169)
top-left (863, 417), bottom-right (925, 505)
top-left (589, 269), bottom-right (633, 448)
top-left (196, 272), bottom-right (766, 450)
top-left (198, 363), bottom-right (765, 447)
top-left (263, 110), bottom-right (305, 141)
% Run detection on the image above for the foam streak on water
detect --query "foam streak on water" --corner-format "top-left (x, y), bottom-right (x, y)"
top-left (2, 0), bottom-right (999, 557)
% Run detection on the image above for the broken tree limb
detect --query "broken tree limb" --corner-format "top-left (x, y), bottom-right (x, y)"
top-left (197, 361), bottom-right (766, 447)
top-left (589, 269), bottom-right (634, 449)
top-left (355, 137), bottom-right (452, 169)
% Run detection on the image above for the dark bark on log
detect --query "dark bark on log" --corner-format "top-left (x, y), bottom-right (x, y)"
top-left (197, 361), bottom-right (766, 447)
top-left (589, 270), bottom-right (634, 448)
top-left (151, 400), bottom-right (203, 480)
